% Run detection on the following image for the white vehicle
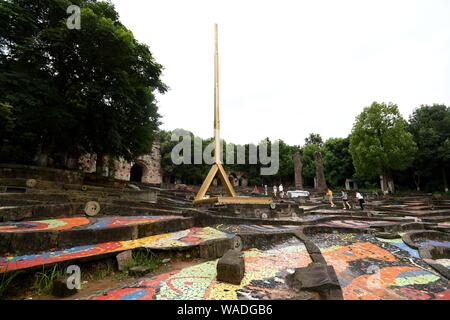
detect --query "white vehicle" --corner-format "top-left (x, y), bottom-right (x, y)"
top-left (286, 190), bottom-right (310, 198)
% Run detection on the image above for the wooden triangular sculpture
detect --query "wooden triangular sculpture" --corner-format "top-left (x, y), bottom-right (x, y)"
top-left (194, 163), bottom-right (236, 202)
top-left (193, 25), bottom-right (272, 206)
top-left (194, 24), bottom-right (236, 202)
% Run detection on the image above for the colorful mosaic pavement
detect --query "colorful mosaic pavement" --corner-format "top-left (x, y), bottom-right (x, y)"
top-left (213, 224), bottom-right (298, 234)
top-left (88, 238), bottom-right (311, 300)
top-left (308, 233), bottom-right (450, 300)
top-left (0, 216), bottom-right (182, 233)
top-left (0, 227), bottom-right (233, 273)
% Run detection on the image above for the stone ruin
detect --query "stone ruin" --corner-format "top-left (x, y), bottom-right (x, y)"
top-left (79, 141), bottom-right (162, 185)
top-left (293, 153), bottom-right (303, 190)
top-left (314, 151), bottom-right (327, 192)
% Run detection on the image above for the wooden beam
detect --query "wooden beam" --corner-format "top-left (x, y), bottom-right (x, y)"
top-left (216, 163), bottom-right (236, 197)
top-left (194, 164), bottom-right (218, 201)
top-left (193, 196), bottom-right (273, 205)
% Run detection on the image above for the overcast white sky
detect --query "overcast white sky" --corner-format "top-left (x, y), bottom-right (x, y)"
top-left (111, 0), bottom-right (450, 146)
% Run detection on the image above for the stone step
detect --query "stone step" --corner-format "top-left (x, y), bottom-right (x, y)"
top-left (0, 227), bottom-right (234, 273)
top-left (0, 200), bottom-right (185, 222)
top-left (0, 215), bottom-right (195, 255)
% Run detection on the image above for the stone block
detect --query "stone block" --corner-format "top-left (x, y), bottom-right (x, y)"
top-left (291, 262), bottom-right (341, 291)
top-left (116, 250), bottom-right (133, 271)
top-left (216, 250), bottom-right (245, 285)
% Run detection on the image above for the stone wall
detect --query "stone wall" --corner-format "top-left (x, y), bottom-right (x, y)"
top-left (78, 141), bottom-right (162, 185)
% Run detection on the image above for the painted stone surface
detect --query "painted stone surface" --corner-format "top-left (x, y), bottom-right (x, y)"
top-left (0, 227), bottom-right (232, 273)
top-left (85, 216), bottom-right (181, 230)
top-left (213, 224), bottom-right (298, 234)
top-left (89, 238), bottom-right (311, 300)
top-left (320, 220), bottom-right (397, 229)
top-left (0, 216), bottom-right (182, 233)
top-left (0, 217), bottom-right (90, 232)
top-left (435, 259), bottom-right (450, 269)
top-left (418, 240), bottom-right (450, 248)
top-left (308, 233), bottom-right (450, 300)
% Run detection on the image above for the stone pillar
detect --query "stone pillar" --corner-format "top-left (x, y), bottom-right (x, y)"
top-left (293, 153), bottom-right (303, 190)
top-left (314, 151), bottom-right (327, 192)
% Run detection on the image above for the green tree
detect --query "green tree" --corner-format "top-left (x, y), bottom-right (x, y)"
top-left (301, 143), bottom-right (321, 187)
top-left (0, 0), bottom-right (166, 170)
top-left (408, 104), bottom-right (450, 192)
top-left (349, 102), bottom-right (417, 193)
top-left (304, 133), bottom-right (323, 147)
top-left (323, 137), bottom-right (354, 188)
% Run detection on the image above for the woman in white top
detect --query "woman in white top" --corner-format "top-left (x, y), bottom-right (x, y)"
top-left (356, 191), bottom-right (364, 210)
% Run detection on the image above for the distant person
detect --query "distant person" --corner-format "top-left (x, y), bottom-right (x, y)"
top-left (264, 185), bottom-right (268, 196)
top-left (356, 191), bottom-right (365, 210)
top-left (273, 185), bottom-right (278, 198)
top-left (252, 185), bottom-right (260, 194)
top-left (326, 188), bottom-right (335, 208)
top-left (341, 190), bottom-right (350, 210)
top-left (279, 184), bottom-right (284, 199)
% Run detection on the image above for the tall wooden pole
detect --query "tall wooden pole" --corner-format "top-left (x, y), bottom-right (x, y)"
top-left (214, 24), bottom-right (221, 164)
top-left (193, 24), bottom-right (237, 202)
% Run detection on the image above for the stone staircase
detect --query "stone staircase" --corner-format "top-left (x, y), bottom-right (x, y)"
top-left (0, 166), bottom-right (236, 276)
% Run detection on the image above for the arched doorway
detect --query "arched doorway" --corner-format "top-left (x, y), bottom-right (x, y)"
top-left (130, 163), bottom-right (144, 182)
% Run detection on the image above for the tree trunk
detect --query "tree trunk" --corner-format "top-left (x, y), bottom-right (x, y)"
top-left (380, 174), bottom-right (389, 194)
top-left (35, 144), bottom-right (52, 167)
top-left (388, 176), bottom-right (395, 194)
top-left (107, 157), bottom-right (116, 178)
top-left (443, 166), bottom-right (449, 193)
top-left (36, 153), bottom-right (49, 167)
top-left (96, 153), bottom-right (104, 176)
top-left (413, 173), bottom-right (420, 191)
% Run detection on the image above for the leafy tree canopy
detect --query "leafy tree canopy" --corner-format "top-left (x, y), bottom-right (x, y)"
top-left (0, 0), bottom-right (167, 167)
top-left (349, 102), bottom-right (417, 177)
top-left (408, 104), bottom-right (450, 176)
top-left (304, 133), bottom-right (323, 147)
top-left (323, 137), bottom-right (354, 188)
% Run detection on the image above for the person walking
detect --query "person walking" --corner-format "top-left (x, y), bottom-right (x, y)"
top-left (356, 191), bottom-right (365, 210)
top-left (326, 188), bottom-right (335, 208)
top-left (341, 190), bottom-right (350, 210)
top-left (273, 185), bottom-right (278, 198)
top-left (279, 184), bottom-right (284, 199)
top-left (264, 185), bottom-right (268, 196)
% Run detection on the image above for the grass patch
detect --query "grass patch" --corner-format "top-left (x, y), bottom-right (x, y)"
top-left (125, 250), bottom-right (162, 272)
top-left (33, 265), bottom-right (66, 296)
top-left (83, 260), bottom-right (116, 282)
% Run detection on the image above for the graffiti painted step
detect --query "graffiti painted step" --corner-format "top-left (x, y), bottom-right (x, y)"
top-left (0, 201), bottom-right (185, 222)
top-left (0, 227), bottom-right (234, 273)
top-left (0, 215), bottom-right (195, 255)
top-left (86, 238), bottom-right (313, 300)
